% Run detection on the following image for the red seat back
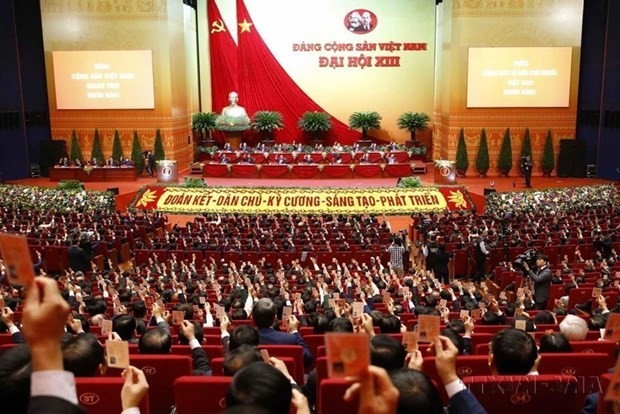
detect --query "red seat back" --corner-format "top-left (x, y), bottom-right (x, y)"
top-left (463, 375), bottom-right (581, 414)
top-left (169, 345), bottom-right (223, 360)
top-left (423, 355), bottom-right (491, 402)
top-left (76, 377), bottom-right (150, 414)
top-left (569, 341), bottom-right (617, 365)
top-left (537, 352), bottom-right (609, 389)
top-left (303, 334), bottom-right (325, 363)
top-left (319, 379), bottom-right (358, 414)
top-left (0, 335), bottom-right (15, 346)
top-left (128, 355), bottom-right (192, 414)
top-left (209, 356), bottom-right (295, 376)
top-left (174, 376), bottom-right (231, 414)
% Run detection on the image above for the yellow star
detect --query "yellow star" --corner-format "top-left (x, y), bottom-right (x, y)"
top-left (238, 18), bottom-right (253, 33)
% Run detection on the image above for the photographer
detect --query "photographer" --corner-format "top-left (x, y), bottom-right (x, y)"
top-left (432, 243), bottom-right (452, 285)
top-left (388, 235), bottom-right (405, 277)
top-left (421, 234), bottom-right (439, 273)
top-left (522, 254), bottom-right (552, 310)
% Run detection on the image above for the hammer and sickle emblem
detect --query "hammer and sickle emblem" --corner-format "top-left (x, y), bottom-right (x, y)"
top-left (211, 19), bottom-right (226, 33)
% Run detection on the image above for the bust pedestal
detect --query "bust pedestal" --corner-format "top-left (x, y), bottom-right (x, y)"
top-left (222, 130), bottom-right (244, 150)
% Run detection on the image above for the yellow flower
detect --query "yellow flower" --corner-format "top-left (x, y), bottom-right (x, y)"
top-left (136, 189), bottom-right (157, 208)
top-left (447, 190), bottom-right (467, 209)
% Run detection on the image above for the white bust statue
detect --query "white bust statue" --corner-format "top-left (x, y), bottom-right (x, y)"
top-left (221, 91), bottom-right (249, 121)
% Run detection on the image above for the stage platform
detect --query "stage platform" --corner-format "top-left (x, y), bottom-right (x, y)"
top-left (49, 167), bottom-right (137, 182)
top-left (197, 162), bottom-right (426, 179)
top-left (6, 162), bottom-right (614, 224)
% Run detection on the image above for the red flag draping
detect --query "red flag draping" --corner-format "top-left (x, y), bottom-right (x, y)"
top-left (235, 0), bottom-right (361, 145)
top-left (207, 0), bottom-right (239, 145)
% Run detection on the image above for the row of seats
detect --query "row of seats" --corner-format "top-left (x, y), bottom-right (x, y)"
top-left (69, 353), bottom-right (613, 414)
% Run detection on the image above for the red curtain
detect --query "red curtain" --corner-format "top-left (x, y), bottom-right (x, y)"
top-left (236, 0), bottom-right (360, 145)
top-left (207, 0), bottom-right (239, 145)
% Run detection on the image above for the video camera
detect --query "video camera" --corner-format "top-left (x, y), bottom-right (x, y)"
top-left (512, 248), bottom-right (537, 272)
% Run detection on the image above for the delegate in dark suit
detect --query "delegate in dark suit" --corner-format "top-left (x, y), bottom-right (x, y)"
top-left (448, 388), bottom-right (487, 414)
top-left (29, 396), bottom-right (85, 414)
top-left (257, 327), bottom-right (313, 367)
top-left (433, 245), bottom-right (451, 285)
top-left (67, 244), bottom-right (90, 273)
top-left (251, 297), bottom-right (313, 367)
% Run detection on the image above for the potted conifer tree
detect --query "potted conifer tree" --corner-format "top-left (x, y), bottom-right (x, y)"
top-left (497, 128), bottom-right (513, 176)
top-left (476, 129), bottom-right (490, 177)
top-left (112, 130), bottom-right (124, 163)
top-left (131, 130), bottom-right (144, 173)
top-left (455, 129), bottom-right (469, 177)
top-left (91, 129), bottom-right (105, 165)
top-left (519, 128), bottom-right (533, 176)
top-left (70, 129), bottom-right (83, 164)
top-left (541, 129), bottom-right (555, 176)
top-left (154, 129), bottom-right (165, 161)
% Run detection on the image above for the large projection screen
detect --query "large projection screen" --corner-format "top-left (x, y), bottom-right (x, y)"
top-left (52, 50), bottom-right (155, 110)
top-left (467, 47), bottom-right (572, 108)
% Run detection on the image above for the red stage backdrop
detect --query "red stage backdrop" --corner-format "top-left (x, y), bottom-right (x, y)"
top-left (236, 0), bottom-right (360, 144)
top-left (207, 0), bottom-right (436, 144)
top-left (208, 0), bottom-right (239, 145)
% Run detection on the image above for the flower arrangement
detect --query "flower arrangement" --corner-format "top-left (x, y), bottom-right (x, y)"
top-left (216, 115), bottom-right (250, 131)
top-left (396, 176), bottom-right (423, 188)
top-left (197, 146), bottom-right (220, 155)
top-left (156, 160), bottom-right (176, 167)
top-left (0, 184), bottom-right (115, 213)
top-left (434, 160), bottom-right (454, 169)
top-left (485, 184), bottom-right (617, 216)
top-left (182, 177), bottom-right (208, 188)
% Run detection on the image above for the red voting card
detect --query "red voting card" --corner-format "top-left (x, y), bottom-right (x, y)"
top-left (325, 333), bottom-right (369, 378)
top-left (515, 320), bottom-right (527, 331)
top-left (172, 311), bottom-right (184, 325)
top-left (0, 233), bottom-right (35, 286)
top-left (352, 302), bottom-right (364, 318)
top-left (402, 331), bottom-right (418, 352)
top-left (604, 313), bottom-right (620, 342)
top-left (106, 340), bottom-right (129, 369)
top-left (417, 315), bottom-right (440, 343)
top-left (101, 319), bottom-right (113, 334)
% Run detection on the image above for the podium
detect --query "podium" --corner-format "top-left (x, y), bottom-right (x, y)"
top-left (434, 161), bottom-right (456, 185)
top-left (156, 160), bottom-right (178, 183)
